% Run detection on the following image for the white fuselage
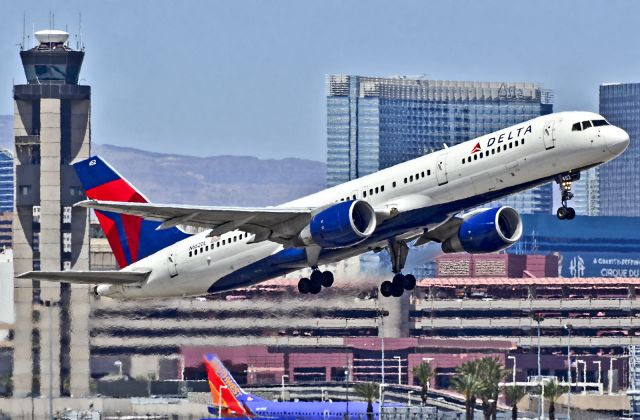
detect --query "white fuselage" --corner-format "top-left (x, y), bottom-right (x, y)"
top-left (98, 111), bottom-right (629, 298)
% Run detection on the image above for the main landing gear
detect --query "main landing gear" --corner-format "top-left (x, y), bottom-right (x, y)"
top-left (555, 173), bottom-right (579, 220)
top-left (379, 239), bottom-right (416, 298)
top-left (298, 268), bottom-right (334, 295)
top-left (380, 273), bottom-right (416, 298)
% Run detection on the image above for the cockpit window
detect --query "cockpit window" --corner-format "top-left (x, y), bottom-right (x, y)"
top-left (572, 122), bottom-right (582, 131)
top-left (592, 119), bottom-right (610, 127)
top-left (581, 120), bottom-right (592, 130)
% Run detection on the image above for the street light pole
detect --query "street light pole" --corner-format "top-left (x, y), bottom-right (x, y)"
top-left (281, 374), bottom-right (289, 402)
top-left (393, 356), bottom-right (401, 385)
top-left (218, 384), bottom-right (228, 419)
top-left (380, 310), bottom-right (385, 386)
top-left (378, 383), bottom-right (386, 418)
top-left (564, 323), bottom-right (572, 420)
top-left (344, 368), bottom-right (349, 418)
top-left (532, 313), bottom-right (544, 419)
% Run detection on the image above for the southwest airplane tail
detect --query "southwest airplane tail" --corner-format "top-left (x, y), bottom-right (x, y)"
top-left (204, 353), bottom-right (255, 417)
top-left (203, 353), bottom-right (380, 419)
top-left (74, 156), bottom-right (191, 268)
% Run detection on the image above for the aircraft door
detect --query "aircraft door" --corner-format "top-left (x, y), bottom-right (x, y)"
top-left (167, 247), bottom-right (178, 278)
top-left (436, 153), bottom-right (448, 185)
top-left (543, 120), bottom-right (556, 149)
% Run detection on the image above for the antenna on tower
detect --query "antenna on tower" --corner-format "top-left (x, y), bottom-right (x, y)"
top-left (21, 12), bottom-right (25, 50)
top-left (78, 11), bottom-right (83, 51)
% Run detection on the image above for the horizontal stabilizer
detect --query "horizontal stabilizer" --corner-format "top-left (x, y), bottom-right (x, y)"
top-left (16, 270), bottom-right (150, 285)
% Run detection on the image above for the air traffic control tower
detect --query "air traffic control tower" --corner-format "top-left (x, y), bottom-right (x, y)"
top-left (12, 30), bottom-right (90, 398)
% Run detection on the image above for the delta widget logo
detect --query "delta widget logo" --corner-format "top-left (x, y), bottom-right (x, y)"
top-left (471, 143), bottom-right (481, 153)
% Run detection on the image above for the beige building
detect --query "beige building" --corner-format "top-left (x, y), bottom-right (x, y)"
top-left (12, 29), bottom-right (91, 398)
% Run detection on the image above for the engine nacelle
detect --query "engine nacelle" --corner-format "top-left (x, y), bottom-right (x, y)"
top-left (300, 200), bottom-right (377, 248)
top-left (441, 206), bottom-right (523, 254)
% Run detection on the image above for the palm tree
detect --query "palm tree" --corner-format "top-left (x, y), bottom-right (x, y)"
top-left (503, 385), bottom-right (526, 420)
top-left (543, 379), bottom-right (568, 420)
top-left (451, 360), bottom-right (484, 420)
top-left (412, 361), bottom-right (434, 406)
top-left (353, 382), bottom-right (378, 420)
top-left (477, 357), bottom-right (507, 420)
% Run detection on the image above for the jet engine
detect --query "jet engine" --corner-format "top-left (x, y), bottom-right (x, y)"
top-left (299, 200), bottom-right (377, 248)
top-left (441, 206), bottom-right (523, 254)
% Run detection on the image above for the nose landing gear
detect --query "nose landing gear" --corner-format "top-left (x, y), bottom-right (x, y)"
top-left (555, 173), bottom-right (579, 220)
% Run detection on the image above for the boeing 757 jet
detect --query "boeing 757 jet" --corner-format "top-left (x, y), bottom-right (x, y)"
top-left (19, 112), bottom-right (629, 299)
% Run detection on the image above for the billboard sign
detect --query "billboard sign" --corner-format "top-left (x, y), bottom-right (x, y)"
top-left (560, 252), bottom-right (640, 278)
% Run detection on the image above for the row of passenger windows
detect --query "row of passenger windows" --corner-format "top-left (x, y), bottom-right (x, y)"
top-left (188, 232), bottom-right (251, 257)
top-left (338, 169), bottom-right (433, 202)
top-left (572, 119), bottom-right (609, 131)
top-left (461, 138), bottom-right (525, 165)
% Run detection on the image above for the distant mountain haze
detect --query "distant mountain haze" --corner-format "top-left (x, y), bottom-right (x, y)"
top-left (0, 116), bottom-right (326, 206)
top-left (94, 144), bottom-right (325, 206)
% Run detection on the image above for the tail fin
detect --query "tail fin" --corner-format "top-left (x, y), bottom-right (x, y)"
top-left (74, 156), bottom-right (191, 268)
top-left (204, 354), bottom-right (251, 415)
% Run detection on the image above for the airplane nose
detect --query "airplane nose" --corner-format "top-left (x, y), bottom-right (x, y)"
top-left (607, 127), bottom-right (630, 156)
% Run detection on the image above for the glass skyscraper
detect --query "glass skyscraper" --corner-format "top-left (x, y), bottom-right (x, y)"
top-left (0, 149), bottom-right (12, 214)
top-left (326, 75), bottom-right (554, 214)
top-left (599, 83), bottom-right (640, 216)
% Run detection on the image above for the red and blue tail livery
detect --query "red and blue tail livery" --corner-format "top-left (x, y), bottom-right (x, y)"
top-left (73, 156), bottom-right (191, 268)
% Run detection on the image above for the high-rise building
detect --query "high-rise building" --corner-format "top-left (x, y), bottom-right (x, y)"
top-left (599, 83), bottom-right (640, 216)
top-left (326, 75), bottom-right (554, 214)
top-left (12, 29), bottom-right (90, 398)
top-left (0, 149), bottom-right (12, 213)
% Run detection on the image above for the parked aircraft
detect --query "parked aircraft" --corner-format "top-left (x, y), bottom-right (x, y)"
top-left (19, 112), bottom-right (629, 299)
top-left (203, 353), bottom-right (378, 419)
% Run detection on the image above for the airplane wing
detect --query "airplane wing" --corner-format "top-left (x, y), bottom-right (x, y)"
top-left (16, 270), bottom-right (150, 285)
top-left (75, 200), bottom-right (314, 244)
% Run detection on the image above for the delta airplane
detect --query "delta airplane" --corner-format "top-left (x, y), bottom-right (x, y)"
top-left (203, 353), bottom-right (379, 419)
top-left (19, 112), bottom-right (629, 299)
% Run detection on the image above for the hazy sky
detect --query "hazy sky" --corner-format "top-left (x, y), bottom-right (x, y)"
top-left (1, 0), bottom-right (639, 160)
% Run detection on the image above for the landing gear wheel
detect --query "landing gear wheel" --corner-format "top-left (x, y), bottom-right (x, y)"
top-left (566, 207), bottom-right (576, 220)
top-left (403, 274), bottom-right (416, 291)
top-left (391, 283), bottom-right (404, 298)
top-left (392, 273), bottom-right (405, 288)
top-left (380, 281), bottom-right (393, 297)
top-left (321, 271), bottom-right (334, 288)
top-left (310, 269), bottom-right (323, 284)
top-left (309, 280), bottom-right (322, 294)
top-left (298, 278), bottom-right (311, 294)
top-left (557, 207), bottom-right (568, 220)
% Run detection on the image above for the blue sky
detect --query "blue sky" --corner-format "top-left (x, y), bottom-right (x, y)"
top-left (1, 0), bottom-right (639, 160)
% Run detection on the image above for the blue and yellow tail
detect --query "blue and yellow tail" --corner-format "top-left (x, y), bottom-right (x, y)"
top-left (73, 156), bottom-right (191, 268)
